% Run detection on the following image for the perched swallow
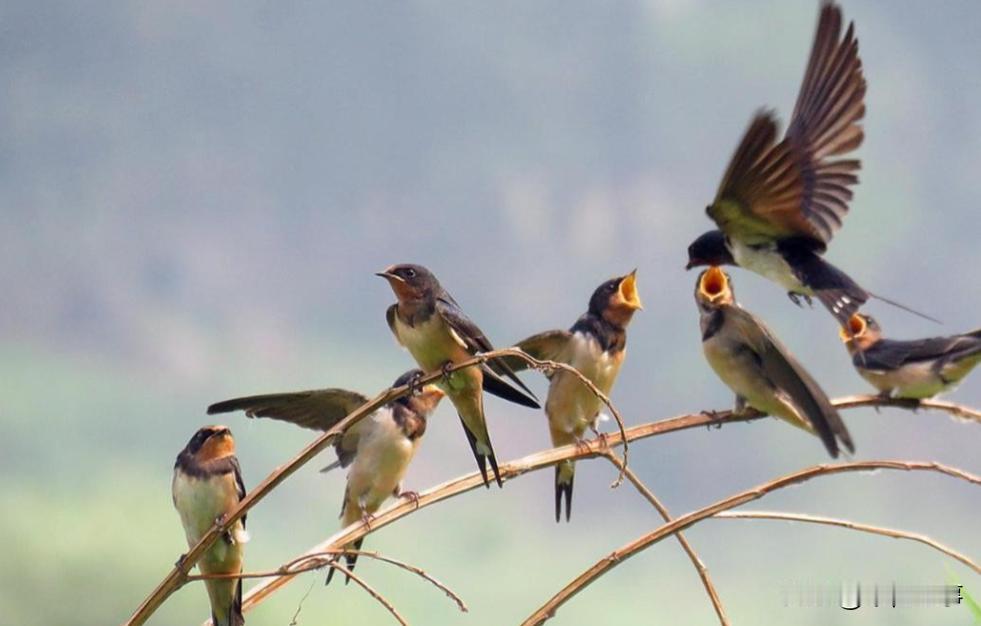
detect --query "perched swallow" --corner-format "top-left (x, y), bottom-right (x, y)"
top-left (172, 426), bottom-right (248, 626)
top-left (502, 270), bottom-right (642, 521)
top-left (840, 313), bottom-right (981, 400)
top-left (207, 369), bottom-right (445, 584)
top-left (695, 267), bottom-right (854, 457)
top-left (686, 2), bottom-right (872, 326)
top-left (377, 263), bottom-right (540, 488)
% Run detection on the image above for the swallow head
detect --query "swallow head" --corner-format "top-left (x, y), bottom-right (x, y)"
top-left (839, 313), bottom-right (881, 353)
top-left (695, 266), bottom-right (735, 311)
top-left (376, 263), bottom-right (436, 302)
top-left (392, 368), bottom-right (446, 416)
top-left (686, 230), bottom-right (734, 270)
top-left (184, 425), bottom-right (235, 462)
top-left (590, 269), bottom-right (643, 327)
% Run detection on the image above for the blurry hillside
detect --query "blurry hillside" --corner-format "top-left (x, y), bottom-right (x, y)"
top-left (1, 2), bottom-right (979, 625)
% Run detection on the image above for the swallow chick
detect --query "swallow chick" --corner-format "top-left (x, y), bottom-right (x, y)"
top-left (503, 270), bottom-right (642, 521)
top-left (686, 1), bottom-right (874, 326)
top-left (377, 263), bottom-right (540, 488)
top-left (695, 267), bottom-right (854, 457)
top-left (172, 426), bottom-right (248, 626)
top-left (207, 369), bottom-right (445, 583)
top-left (841, 313), bottom-right (981, 400)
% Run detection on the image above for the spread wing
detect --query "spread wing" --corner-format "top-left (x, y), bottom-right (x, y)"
top-left (729, 306), bottom-right (854, 456)
top-left (708, 2), bottom-right (865, 249)
top-left (497, 330), bottom-right (573, 374)
top-left (208, 389), bottom-right (371, 467)
top-left (435, 294), bottom-right (540, 407)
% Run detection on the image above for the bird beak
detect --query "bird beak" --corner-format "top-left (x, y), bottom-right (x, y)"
top-left (685, 260), bottom-right (696, 270)
top-left (375, 268), bottom-right (404, 283)
top-left (698, 266), bottom-right (729, 303)
top-left (618, 269), bottom-right (643, 310)
top-left (839, 314), bottom-right (866, 343)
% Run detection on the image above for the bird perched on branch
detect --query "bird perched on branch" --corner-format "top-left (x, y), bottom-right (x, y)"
top-left (502, 270), bottom-right (642, 522)
top-left (377, 263), bottom-right (540, 488)
top-left (695, 266), bottom-right (854, 457)
top-left (840, 313), bottom-right (981, 400)
top-left (172, 425), bottom-right (248, 626)
top-left (684, 1), bottom-right (914, 327)
top-left (207, 369), bottom-right (445, 583)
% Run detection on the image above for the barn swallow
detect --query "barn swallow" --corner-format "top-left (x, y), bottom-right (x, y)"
top-left (172, 426), bottom-right (248, 626)
top-left (686, 1), bottom-right (875, 326)
top-left (502, 270), bottom-right (642, 521)
top-left (207, 369), bottom-right (445, 584)
top-left (840, 313), bottom-right (981, 400)
top-left (377, 263), bottom-right (540, 488)
top-left (695, 267), bottom-right (854, 457)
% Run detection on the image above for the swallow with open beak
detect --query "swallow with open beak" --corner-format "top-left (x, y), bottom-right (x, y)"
top-left (207, 369), bottom-right (445, 583)
top-left (840, 313), bottom-right (981, 400)
top-left (501, 270), bottom-right (642, 521)
top-left (686, 1), bottom-right (876, 326)
top-left (377, 263), bottom-right (540, 488)
top-left (695, 267), bottom-right (854, 457)
top-left (172, 426), bottom-right (248, 626)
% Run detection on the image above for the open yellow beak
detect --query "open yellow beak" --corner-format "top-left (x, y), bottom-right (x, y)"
top-left (839, 314), bottom-right (866, 343)
top-left (698, 266), bottom-right (729, 303)
top-left (618, 269), bottom-right (643, 310)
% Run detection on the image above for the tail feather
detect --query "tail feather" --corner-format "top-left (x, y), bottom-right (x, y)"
top-left (325, 537), bottom-right (365, 586)
top-left (461, 420), bottom-right (500, 488)
top-left (554, 464), bottom-right (574, 523)
top-left (481, 368), bottom-right (540, 408)
top-left (868, 291), bottom-right (942, 324)
top-left (210, 576), bottom-right (244, 626)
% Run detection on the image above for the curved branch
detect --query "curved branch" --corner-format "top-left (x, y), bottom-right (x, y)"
top-left (602, 451), bottom-right (730, 625)
top-left (230, 395), bottom-right (979, 619)
top-left (326, 561), bottom-right (409, 626)
top-left (833, 394), bottom-right (981, 423)
top-left (520, 461), bottom-right (980, 625)
top-left (713, 511), bottom-right (980, 574)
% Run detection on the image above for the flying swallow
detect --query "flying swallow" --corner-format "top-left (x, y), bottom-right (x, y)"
top-left (695, 266), bottom-right (854, 457)
top-left (685, 1), bottom-right (874, 326)
top-left (502, 270), bottom-right (642, 521)
top-left (377, 263), bottom-right (540, 488)
top-left (207, 369), bottom-right (445, 584)
top-left (172, 425), bottom-right (248, 626)
top-left (840, 313), bottom-right (981, 400)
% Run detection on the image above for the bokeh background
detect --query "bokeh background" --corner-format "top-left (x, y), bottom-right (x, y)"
top-left (2, 1), bottom-right (979, 624)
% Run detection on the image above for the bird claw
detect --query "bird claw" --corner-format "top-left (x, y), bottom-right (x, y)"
top-left (440, 361), bottom-right (455, 381)
top-left (574, 438), bottom-right (591, 454)
top-left (701, 409), bottom-right (725, 430)
top-left (175, 553), bottom-right (189, 570)
top-left (361, 511), bottom-right (375, 529)
top-left (407, 370), bottom-right (425, 396)
top-left (589, 428), bottom-right (610, 449)
top-left (399, 490), bottom-right (421, 508)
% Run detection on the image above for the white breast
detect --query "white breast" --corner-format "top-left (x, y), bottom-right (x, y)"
top-left (345, 410), bottom-right (418, 514)
top-left (861, 362), bottom-right (950, 399)
top-left (545, 332), bottom-right (622, 436)
top-left (730, 240), bottom-right (807, 293)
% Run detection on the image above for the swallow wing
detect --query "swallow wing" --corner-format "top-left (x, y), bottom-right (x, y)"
top-left (435, 295), bottom-right (541, 407)
top-left (497, 330), bottom-right (573, 373)
top-left (208, 389), bottom-right (371, 467)
top-left (860, 335), bottom-right (981, 370)
top-left (386, 304), bottom-right (403, 345)
top-left (730, 307), bottom-right (854, 456)
top-left (229, 455), bottom-right (247, 528)
top-left (708, 3), bottom-right (865, 249)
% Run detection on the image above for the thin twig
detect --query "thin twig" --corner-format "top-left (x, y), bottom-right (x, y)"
top-left (714, 510), bottom-right (980, 574)
top-left (230, 395), bottom-right (980, 618)
top-left (520, 460), bottom-right (981, 625)
top-left (601, 451), bottom-right (730, 626)
top-left (833, 394), bottom-right (981, 423)
top-left (326, 561), bottom-right (409, 626)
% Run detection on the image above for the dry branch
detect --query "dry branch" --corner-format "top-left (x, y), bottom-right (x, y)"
top-left (602, 451), bottom-right (730, 626)
top-left (520, 461), bottom-right (981, 625)
top-left (230, 394), bottom-right (979, 620)
top-left (714, 510), bottom-right (980, 574)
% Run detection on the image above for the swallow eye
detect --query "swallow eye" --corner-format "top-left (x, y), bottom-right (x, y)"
top-left (404, 268), bottom-right (416, 279)
top-left (606, 282), bottom-right (617, 293)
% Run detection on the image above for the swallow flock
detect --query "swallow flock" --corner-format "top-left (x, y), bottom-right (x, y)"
top-left (170, 3), bottom-right (981, 624)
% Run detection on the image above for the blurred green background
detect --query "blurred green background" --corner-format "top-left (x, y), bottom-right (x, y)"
top-left (2, 1), bottom-right (979, 624)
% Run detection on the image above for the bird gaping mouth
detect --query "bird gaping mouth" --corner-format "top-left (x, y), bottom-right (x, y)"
top-left (839, 313), bottom-right (866, 343)
top-left (699, 266), bottom-right (729, 303)
top-left (618, 269), bottom-right (643, 310)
